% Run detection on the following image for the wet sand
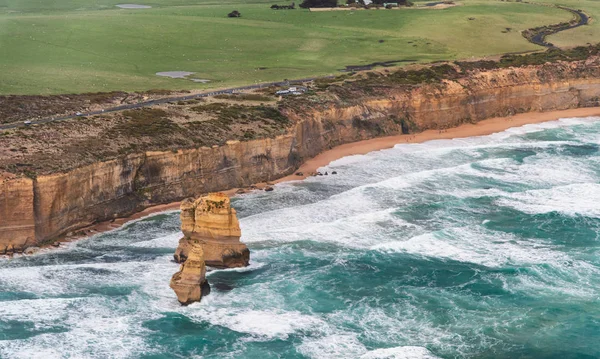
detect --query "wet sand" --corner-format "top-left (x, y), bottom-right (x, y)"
top-left (55, 107), bottom-right (600, 245)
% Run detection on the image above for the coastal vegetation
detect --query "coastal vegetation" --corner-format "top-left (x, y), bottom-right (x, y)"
top-left (1, 0), bottom-right (594, 95)
top-left (0, 98), bottom-right (291, 175)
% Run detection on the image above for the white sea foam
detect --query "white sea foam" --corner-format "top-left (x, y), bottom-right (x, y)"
top-left (482, 153), bottom-right (595, 186)
top-left (240, 188), bottom-right (380, 243)
top-left (372, 226), bottom-right (569, 268)
top-left (298, 333), bottom-right (367, 358)
top-left (0, 296), bottom-right (156, 359)
top-left (0, 297), bottom-right (76, 328)
top-left (510, 264), bottom-right (600, 299)
top-left (320, 117), bottom-right (600, 184)
top-left (187, 307), bottom-right (325, 340)
top-left (298, 334), bottom-right (442, 359)
top-left (361, 346), bottom-right (441, 359)
top-left (129, 232), bottom-right (180, 248)
top-left (496, 183), bottom-right (600, 217)
top-left (206, 260), bottom-right (266, 274)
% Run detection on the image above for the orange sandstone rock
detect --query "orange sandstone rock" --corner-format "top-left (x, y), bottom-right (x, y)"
top-left (175, 193), bottom-right (250, 268)
top-left (169, 244), bottom-right (210, 305)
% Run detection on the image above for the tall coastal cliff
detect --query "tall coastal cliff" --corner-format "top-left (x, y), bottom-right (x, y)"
top-left (2, 58), bottom-right (600, 251)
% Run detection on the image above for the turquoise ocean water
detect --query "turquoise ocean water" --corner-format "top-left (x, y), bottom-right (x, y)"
top-left (1, 117), bottom-right (600, 358)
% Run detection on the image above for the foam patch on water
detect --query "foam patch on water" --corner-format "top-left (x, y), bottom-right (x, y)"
top-left (510, 262), bottom-right (600, 299)
top-left (129, 232), bottom-right (180, 248)
top-left (298, 333), bottom-right (367, 358)
top-left (0, 297), bottom-right (77, 328)
top-left (299, 336), bottom-right (441, 359)
top-left (240, 189), bottom-right (383, 243)
top-left (187, 307), bottom-right (325, 340)
top-left (206, 260), bottom-right (266, 274)
top-left (504, 116), bottom-right (600, 134)
top-left (0, 296), bottom-right (156, 359)
top-left (372, 226), bottom-right (569, 268)
top-left (242, 206), bottom-right (416, 248)
top-left (361, 346), bottom-right (441, 359)
top-left (0, 257), bottom-right (174, 297)
top-left (319, 117), bottom-right (600, 186)
top-left (496, 183), bottom-right (600, 218)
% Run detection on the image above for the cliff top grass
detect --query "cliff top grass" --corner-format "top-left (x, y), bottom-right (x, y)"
top-left (282, 44), bottom-right (600, 109)
top-left (0, 0), bottom-right (585, 95)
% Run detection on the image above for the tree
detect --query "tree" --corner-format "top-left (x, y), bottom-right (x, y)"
top-left (299, 0), bottom-right (338, 8)
top-left (227, 10), bottom-right (241, 17)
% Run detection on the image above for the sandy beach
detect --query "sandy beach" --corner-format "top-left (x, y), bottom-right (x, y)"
top-left (57, 107), bottom-right (600, 244)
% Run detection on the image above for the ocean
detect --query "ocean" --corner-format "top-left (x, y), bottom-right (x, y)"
top-left (1, 117), bottom-right (599, 359)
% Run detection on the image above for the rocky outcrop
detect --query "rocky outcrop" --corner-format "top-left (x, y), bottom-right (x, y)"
top-left (175, 193), bottom-right (249, 268)
top-left (3, 58), bottom-right (600, 250)
top-left (170, 243), bottom-right (210, 305)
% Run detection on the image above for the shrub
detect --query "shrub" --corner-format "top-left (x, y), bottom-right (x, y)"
top-left (299, 0), bottom-right (337, 8)
top-left (112, 109), bottom-right (180, 137)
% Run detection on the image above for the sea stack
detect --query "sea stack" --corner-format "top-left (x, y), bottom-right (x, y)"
top-left (169, 244), bottom-right (210, 305)
top-left (174, 192), bottom-right (250, 268)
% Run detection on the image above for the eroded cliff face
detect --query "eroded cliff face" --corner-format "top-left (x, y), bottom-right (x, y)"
top-left (175, 193), bottom-right (249, 268)
top-left (3, 59), bottom-right (600, 250)
top-left (0, 176), bottom-right (35, 254)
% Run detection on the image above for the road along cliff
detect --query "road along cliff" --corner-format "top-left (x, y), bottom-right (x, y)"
top-left (3, 51), bottom-right (600, 252)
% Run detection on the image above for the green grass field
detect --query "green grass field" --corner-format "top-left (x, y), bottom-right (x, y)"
top-left (0, 0), bottom-right (595, 95)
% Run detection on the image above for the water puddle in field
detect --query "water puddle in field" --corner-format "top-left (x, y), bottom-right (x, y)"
top-left (156, 71), bottom-right (195, 79)
top-left (156, 71), bottom-right (211, 83)
top-left (116, 4), bottom-right (152, 9)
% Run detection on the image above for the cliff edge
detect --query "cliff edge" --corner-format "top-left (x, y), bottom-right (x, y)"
top-left (3, 48), bottom-right (600, 251)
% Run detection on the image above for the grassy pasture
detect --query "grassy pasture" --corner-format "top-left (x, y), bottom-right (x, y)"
top-left (0, 0), bottom-right (589, 95)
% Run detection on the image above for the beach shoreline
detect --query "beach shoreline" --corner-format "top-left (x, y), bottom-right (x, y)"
top-left (47, 107), bottom-right (600, 247)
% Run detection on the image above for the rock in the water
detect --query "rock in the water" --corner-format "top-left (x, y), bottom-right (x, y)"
top-left (175, 192), bottom-right (250, 268)
top-left (170, 244), bottom-right (209, 305)
top-left (24, 246), bottom-right (40, 255)
top-left (264, 186), bottom-right (274, 192)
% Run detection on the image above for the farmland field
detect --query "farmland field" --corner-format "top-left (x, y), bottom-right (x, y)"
top-left (0, 0), bottom-right (596, 95)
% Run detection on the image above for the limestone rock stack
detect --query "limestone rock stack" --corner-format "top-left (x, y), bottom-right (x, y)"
top-left (174, 192), bottom-right (250, 268)
top-left (169, 244), bottom-right (209, 305)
